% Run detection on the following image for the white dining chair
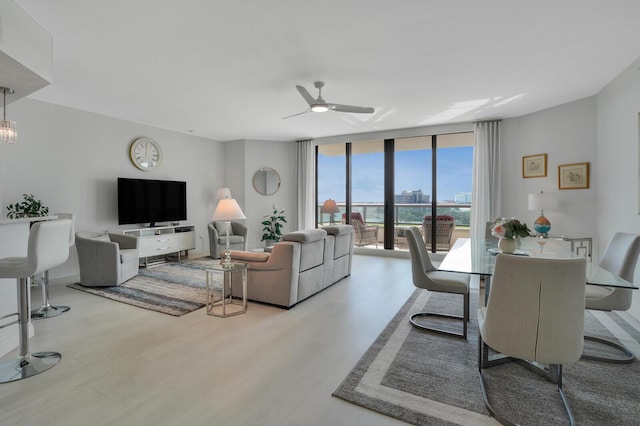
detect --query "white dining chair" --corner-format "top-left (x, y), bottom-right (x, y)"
top-left (583, 232), bottom-right (640, 363)
top-left (478, 254), bottom-right (586, 426)
top-left (406, 227), bottom-right (470, 338)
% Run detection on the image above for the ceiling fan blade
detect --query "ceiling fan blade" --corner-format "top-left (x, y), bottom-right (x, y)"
top-left (296, 85), bottom-right (316, 106)
top-left (330, 104), bottom-right (375, 114)
top-left (282, 108), bottom-right (310, 119)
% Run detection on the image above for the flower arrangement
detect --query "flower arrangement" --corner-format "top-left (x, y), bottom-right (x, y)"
top-left (491, 217), bottom-right (532, 239)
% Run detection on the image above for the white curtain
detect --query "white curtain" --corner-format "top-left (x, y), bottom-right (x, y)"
top-left (296, 140), bottom-right (316, 230)
top-left (471, 121), bottom-right (501, 240)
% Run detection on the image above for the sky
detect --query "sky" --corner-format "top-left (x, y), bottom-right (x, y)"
top-left (318, 146), bottom-right (473, 203)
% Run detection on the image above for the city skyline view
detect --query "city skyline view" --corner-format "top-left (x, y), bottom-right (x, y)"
top-left (318, 146), bottom-right (473, 204)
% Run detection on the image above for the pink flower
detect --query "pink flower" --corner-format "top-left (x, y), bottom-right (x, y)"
top-left (491, 224), bottom-right (506, 238)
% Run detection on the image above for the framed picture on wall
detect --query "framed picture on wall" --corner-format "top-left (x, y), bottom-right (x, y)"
top-left (522, 154), bottom-right (547, 178)
top-left (558, 162), bottom-right (590, 189)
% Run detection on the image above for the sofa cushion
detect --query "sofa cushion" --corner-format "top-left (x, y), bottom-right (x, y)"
top-left (323, 225), bottom-right (354, 236)
top-left (94, 234), bottom-right (111, 242)
top-left (299, 239), bottom-right (325, 272)
top-left (230, 250), bottom-right (270, 262)
top-left (282, 229), bottom-right (327, 243)
top-left (217, 235), bottom-right (244, 244)
top-left (120, 249), bottom-right (138, 263)
top-left (215, 221), bottom-right (230, 236)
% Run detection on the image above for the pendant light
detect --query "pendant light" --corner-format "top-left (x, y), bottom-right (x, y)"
top-left (0, 87), bottom-right (17, 144)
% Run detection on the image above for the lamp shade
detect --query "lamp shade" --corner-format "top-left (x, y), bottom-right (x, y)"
top-left (320, 199), bottom-right (340, 214)
top-left (528, 191), bottom-right (557, 211)
top-left (212, 198), bottom-right (246, 221)
top-left (215, 187), bottom-right (231, 199)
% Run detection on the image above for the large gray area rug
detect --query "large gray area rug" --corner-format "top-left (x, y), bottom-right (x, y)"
top-left (68, 258), bottom-right (219, 316)
top-left (333, 289), bottom-right (640, 426)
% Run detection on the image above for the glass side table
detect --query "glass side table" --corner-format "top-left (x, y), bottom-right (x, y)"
top-left (206, 262), bottom-right (247, 317)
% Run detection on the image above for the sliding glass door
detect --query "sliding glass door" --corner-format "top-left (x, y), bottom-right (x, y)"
top-left (316, 132), bottom-right (473, 252)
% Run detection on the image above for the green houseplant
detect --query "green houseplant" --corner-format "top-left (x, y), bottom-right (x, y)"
top-left (6, 194), bottom-right (50, 219)
top-left (261, 208), bottom-right (286, 246)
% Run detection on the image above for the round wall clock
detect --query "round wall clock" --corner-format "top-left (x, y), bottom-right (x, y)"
top-left (129, 137), bottom-right (162, 171)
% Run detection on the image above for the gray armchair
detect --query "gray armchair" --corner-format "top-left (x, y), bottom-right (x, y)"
top-left (208, 221), bottom-right (248, 259)
top-left (75, 232), bottom-right (139, 287)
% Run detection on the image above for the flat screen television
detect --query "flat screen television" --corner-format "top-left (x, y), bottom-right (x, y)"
top-left (117, 178), bottom-right (187, 227)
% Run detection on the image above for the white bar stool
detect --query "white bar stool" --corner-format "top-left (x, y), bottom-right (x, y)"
top-left (31, 213), bottom-right (75, 319)
top-left (0, 219), bottom-right (72, 383)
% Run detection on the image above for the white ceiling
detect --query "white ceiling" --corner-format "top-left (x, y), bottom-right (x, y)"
top-left (13, 0), bottom-right (640, 142)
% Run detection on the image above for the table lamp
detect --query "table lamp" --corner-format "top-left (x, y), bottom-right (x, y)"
top-left (212, 197), bottom-right (246, 267)
top-left (528, 191), bottom-right (557, 236)
top-left (320, 199), bottom-right (340, 224)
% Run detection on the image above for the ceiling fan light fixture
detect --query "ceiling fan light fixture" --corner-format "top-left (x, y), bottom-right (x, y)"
top-left (311, 105), bottom-right (329, 113)
top-left (0, 87), bottom-right (16, 144)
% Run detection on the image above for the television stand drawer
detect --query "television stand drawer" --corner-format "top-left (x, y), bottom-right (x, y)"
top-left (112, 225), bottom-right (196, 265)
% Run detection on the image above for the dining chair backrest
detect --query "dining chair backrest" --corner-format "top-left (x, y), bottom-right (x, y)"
top-left (406, 226), bottom-right (437, 281)
top-left (481, 254), bottom-right (586, 364)
top-left (600, 232), bottom-right (640, 282)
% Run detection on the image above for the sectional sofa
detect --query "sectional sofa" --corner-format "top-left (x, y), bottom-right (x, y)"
top-left (229, 225), bottom-right (354, 308)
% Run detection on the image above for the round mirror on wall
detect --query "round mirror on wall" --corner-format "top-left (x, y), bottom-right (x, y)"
top-left (253, 167), bottom-right (281, 195)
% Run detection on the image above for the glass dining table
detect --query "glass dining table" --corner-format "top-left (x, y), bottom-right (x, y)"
top-left (439, 237), bottom-right (637, 305)
top-left (441, 237), bottom-right (638, 382)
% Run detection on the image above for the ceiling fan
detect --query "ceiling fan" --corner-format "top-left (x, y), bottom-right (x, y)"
top-left (283, 81), bottom-right (375, 119)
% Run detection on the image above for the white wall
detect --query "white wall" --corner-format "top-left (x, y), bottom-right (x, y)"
top-left (0, 98), bottom-right (225, 279)
top-left (596, 56), bottom-right (640, 318)
top-left (501, 97), bottom-right (598, 241)
top-left (223, 139), bottom-right (297, 250)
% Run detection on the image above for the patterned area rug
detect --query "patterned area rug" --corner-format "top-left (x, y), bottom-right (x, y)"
top-left (333, 289), bottom-right (640, 426)
top-left (68, 258), bottom-right (220, 316)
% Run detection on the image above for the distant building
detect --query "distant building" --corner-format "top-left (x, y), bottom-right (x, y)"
top-left (395, 189), bottom-right (430, 204)
top-left (455, 192), bottom-right (472, 204)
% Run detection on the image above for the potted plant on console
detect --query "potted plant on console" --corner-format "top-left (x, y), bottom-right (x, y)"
top-left (6, 194), bottom-right (49, 219)
top-left (261, 208), bottom-right (286, 247)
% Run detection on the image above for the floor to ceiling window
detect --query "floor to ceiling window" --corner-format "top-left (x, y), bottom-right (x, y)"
top-left (317, 144), bottom-right (346, 226)
top-left (316, 132), bottom-right (473, 252)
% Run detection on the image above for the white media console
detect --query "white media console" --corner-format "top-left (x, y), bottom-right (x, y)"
top-left (111, 224), bottom-right (196, 267)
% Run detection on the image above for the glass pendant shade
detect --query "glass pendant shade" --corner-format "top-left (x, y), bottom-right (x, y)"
top-left (0, 87), bottom-right (16, 144)
top-left (0, 120), bottom-right (17, 144)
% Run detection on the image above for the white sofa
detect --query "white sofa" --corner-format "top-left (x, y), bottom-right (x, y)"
top-left (229, 225), bottom-right (354, 308)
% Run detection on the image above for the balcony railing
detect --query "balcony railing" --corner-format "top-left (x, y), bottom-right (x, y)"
top-left (318, 202), bottom-right (472, 251)
top-left (318, 202), bottom-right (471, 227)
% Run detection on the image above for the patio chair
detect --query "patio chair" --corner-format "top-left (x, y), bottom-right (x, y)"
top-left (346, 212), bottom-right (378, 248)
top-left (422, 215), bottom-right (455, 250)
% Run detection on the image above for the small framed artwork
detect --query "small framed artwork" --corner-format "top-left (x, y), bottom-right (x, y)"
top-left (522, 154), bottom-right (547, 178)
top-left (558, 162), bottom-right (590, 189)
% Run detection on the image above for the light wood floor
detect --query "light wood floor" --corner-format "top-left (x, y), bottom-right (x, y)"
top-left (0, 255), bottom-right (438, 426)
